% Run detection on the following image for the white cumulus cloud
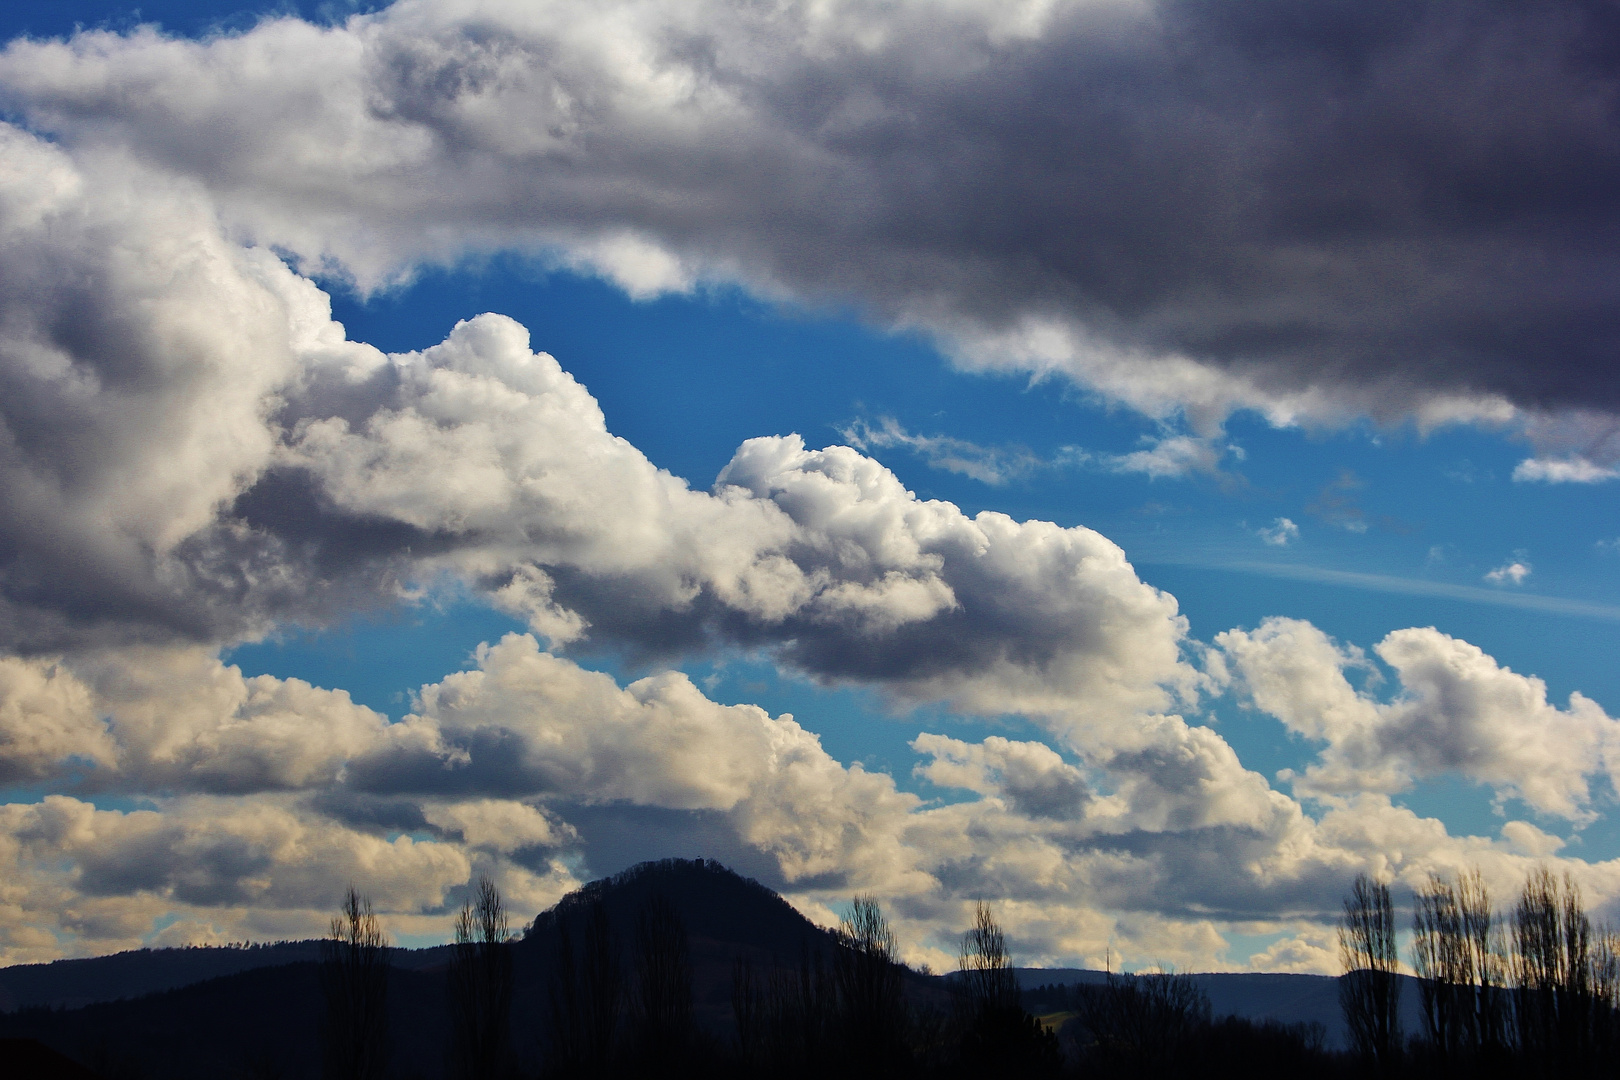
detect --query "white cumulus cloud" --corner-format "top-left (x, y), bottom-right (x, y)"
top-left (1512, 457), bottom-right (1620, 483)
top-left (1485, 561), bottom-right (1532, 586)
top-left (1217, 617), bottom-right (1620, 821)
top-left (1259, 518), bottom-right (1300, 547)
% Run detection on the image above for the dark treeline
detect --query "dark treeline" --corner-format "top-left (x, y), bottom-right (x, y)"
top-left (1339, 865), bottom-right (1620, 1079)
top-left (315, 868), bottom-right (1337, 1080)
top-left (1024, 972), bottom-right (1335, 1080)
top-left (24, 857), bottom-right (1620, 1079)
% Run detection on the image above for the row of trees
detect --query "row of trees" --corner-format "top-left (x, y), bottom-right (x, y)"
top-left (337, 864), bottom-right (1620, 1079)
top-left (317, 885), bottom-right (1061, 1079)
top-left (728, 899), bottom-right (1060, 1079)
top-left (1023, 970), bottom-right (1331, 1079)
top-left (546, 893), bottom-right (702, 1075)
top-left (319, 878), bottom-right (516, 1080)
top-left (1340, 865), bottom-right (1620, 1075)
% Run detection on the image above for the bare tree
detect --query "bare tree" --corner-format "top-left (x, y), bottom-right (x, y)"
top-left (730, 942), bottom-right (836, 1079)
top-left (1073, 967), bottom-right (1208, 1074)
top-left (548, 897), bottom-right (622, 1076)
top-left (1590, 925), bottom-right (1620, 1063)
top-left (320, 886), bottom-right (390, 1080)
top-left (955, 902), bottom-right (1061, 1077)
top-left (1457, 867), bottom-right (1509, 1054)
top-left (732, 955), bottom-right (767, 1069)
top-left (1339, 873), bottom-right (1402, 1070)
top-left (631, 894), bottom-right (693, 1064)
top-left (834, 895), bottom-right (908, 1071)
top-left (958, 901), bottom-right (1019, 1017)
top-left (1513, 866), bottom-right (1595, 1070)
top-left (1411, 867), bottom-right (1506, 1068)
top-left (449, 875), bottom-right (514, 1080)
top-left (1412, 872), bottom-right (1466, 1062)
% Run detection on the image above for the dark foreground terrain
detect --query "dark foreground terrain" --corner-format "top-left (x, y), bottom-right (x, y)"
top-left (0, 859), bottom-right (1505, 1079)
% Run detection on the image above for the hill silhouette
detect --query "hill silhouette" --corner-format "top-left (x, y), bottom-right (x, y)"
top-left (0, 941), bottom-right (459, 1014)
top-left (524, 857), bottom-right (835, 956)
top-left (0, 858), bottom-right (1359, 1076)
top-left (0, 859), bottom-right (906, 1077)
top-left (519, 857), bottom-right (865, 1032)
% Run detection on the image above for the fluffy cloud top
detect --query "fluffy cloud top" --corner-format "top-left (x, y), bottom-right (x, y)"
top-left (1218, 618), bottom-right (1620, 821)
top-left (279, 306), bottom-right (1196, 723)
top-left (0, 657), bottom-right (110, 783)
top-left (0, 126), bottom-right (313, 650)
top-left (0, 0), bottom-right (1615, 431)
top-left (0, 119), bottom-right (1199, 743)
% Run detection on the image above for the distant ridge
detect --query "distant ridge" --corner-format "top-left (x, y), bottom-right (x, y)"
top-left (0, 941), bottom-right (325, 1013)
top-left (1012, 966), bottom-right (1425, 1051)
top-left (0, 939), bottom-right (455, 1014)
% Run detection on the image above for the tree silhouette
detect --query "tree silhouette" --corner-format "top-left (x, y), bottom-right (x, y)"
top-left (1512, 866), bottom-right (1599, 1073)
top-left (958, 901), bottom-right (1019, 1016)
top-left (1073, 967), bottom-right (1208, 1075)
top-left (1338, 873), bottom-right (1402, 1071)
top-left (319, 886), bottom-right (390, 1080)
top-left (448, 875), bottom-right (514, 1080)
top-left (630, 894), bottom-right (693, 1066)
top-left (729, 940), bottom-right (836, 1078)
top-left (954, 901), bottom-right (1060, 1077)
top-left (547, 897), bottom-right (621, 1077)
top-left (1411, 867), bottom-right (1506, 1070)
top-left (834, 896), bottom-right (907, 1073)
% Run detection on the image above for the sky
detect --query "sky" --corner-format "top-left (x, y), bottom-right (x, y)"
top-left (0, 0), bottom-right (1618, 976)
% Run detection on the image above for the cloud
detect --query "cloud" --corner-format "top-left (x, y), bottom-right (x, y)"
top-left (0, 633), bottom-right (939, 961)
top-left (420, 799), bottom-right (576, 854)
top-left (5, 628), bottom-right (1620, 974)
top-left (0, 2), bottom-right (1615, 430)
top-left (1512, 457), bottom-right (1620, 483)
top-left (1217, 617), bottom-right (1620, 820)
top-left (264, 309), bottom-right (1200, 725)
top-left (912, 734), bottom-right (1090, 819)
top-left (1103, 435), bottom-right (1238, 484)
top-left (1157, 560), bottom-right (1620, 623)
top-left (0, 792), bottom-right (487, 961)
top-left (0, 121), bottom-right (1201, 735)
top-left (1306, 470), bottom-right (1369, 534)
top-left (0, 657), bottom-right (112, 783)
top-left (1248, 930), bottom-right (1337, 975)
top-left (842, 417), bottom-right (1237, 486)
top-left (0, 647), bottom-right (393, 795)
top-left (840, 417), bottom-right (1047, 486)
top-left (1518, 410), bottom-right (1620, 474)
top-left (1485, 561), bottom-right (1531, 586)
top-left (0, 125), bottom-right (326, 651)
top-left (1258, 518), bottom-right (1299, 547)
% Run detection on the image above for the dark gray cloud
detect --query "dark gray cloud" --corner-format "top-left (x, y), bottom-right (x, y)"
top-left (2, 0), bottom-right (1615, 421)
